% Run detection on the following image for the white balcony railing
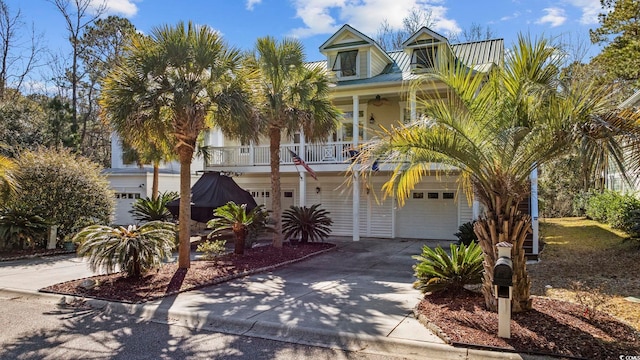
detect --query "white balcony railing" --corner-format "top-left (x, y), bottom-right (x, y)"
top-left (205, 142), bottom-right (355, 167)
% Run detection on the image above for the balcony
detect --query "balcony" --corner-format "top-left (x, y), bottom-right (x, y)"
top-left (205, 141), bottom-right (356, 168)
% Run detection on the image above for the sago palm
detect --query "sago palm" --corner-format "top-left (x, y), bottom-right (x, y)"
top-left (207, 201), bottom-right (266, 255)
top-left (74, 221), bottom-right (176, 278)
top-left (412, 242), bottom-right (484, 294)
top-left (100, 22), bottom-right (256, 269)
top-left (356, 35), bottom-right (640, 312)
top-left (248, 37), bottom-right (340, 248)
top-left (130, 191), bottom-right (179, 223)
top-left (282, 204), bottom-right (333, 243)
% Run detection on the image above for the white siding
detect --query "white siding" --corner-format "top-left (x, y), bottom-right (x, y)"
top-left (458, 193), bottom-right (473, 225)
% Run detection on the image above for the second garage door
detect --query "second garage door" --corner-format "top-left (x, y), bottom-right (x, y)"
top-left (396, 190), bottom-right (458, 240)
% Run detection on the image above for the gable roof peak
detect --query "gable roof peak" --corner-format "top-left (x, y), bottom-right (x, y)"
top-left (402, 26), bottom-right (449, 47)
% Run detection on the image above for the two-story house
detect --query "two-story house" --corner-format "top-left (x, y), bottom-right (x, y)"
top-left (204, 24), bottom-right (540, 256)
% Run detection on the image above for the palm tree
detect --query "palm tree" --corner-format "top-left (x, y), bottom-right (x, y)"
top-left (207, 202), bottom-right (268, 255)
top-left (100, 22), bottom-right (255, 269)
top-left (0, 153), bottom-right (17, 202)
top-left (357, 35), bottom-right (639, 312)
top-left (74, 221), bottom-right (176, 278)
top-left (248, 37), bottom-right (340, 248)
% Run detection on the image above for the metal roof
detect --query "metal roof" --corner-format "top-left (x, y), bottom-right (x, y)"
top-left (451, 39), bottom-right (504, 67)
top-left (305, 37), bottom-right (504, 87)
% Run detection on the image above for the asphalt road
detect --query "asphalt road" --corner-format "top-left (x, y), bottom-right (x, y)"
top-left (0, 294), bottom-right (415, 360)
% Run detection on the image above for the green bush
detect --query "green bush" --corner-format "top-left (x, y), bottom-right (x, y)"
top-left (0, 209), bottom-right (49, 250)
top-left (282, 204), bottom-right (332, 243)
top-left (412, 242), bottom-right (484, 294)
top-left (196, 239), bottom-right (227, 261)
top-left (130, 191), bottom-right (178, 223)
top-left (10, 148), bottom-right (114, 241)
top-left (584, 190), bottom-right (640, 232)
top-left (454, 221), bottom-right (477, 246)
top-left (74, 221), bottom-right (176, 278)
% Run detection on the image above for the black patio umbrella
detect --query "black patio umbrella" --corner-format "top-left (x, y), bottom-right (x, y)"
top-left (166, 172), bottom-right (258, 223)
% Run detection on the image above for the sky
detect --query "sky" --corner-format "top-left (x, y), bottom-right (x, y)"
top-left (6, 0), bottom-right (606, 64)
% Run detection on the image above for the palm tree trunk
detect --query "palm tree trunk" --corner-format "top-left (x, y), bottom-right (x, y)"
top-left (474, 195), bottom-right (532, 313)
top-left (178, 152), bottom-right (192, 269)
top-left (234, 230), bottom-right (246, 255)
top-left (270, 126), bottom-right (283, 248)
top-left (152, 162), bottom-right (160, 200)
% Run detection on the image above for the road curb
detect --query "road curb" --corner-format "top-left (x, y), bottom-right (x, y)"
top-left (0, 287), bottom-right (547, 360)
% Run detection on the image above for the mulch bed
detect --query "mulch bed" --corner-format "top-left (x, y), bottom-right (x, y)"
top-left (416, 290), bottom-right (640, 359)
top-left (41, 242), bottom-right (335, 303)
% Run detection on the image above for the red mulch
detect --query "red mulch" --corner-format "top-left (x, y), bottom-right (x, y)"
top-left (416, 290), bottom-right (640, 359)
top-left (41, 243), bottom-right (335, 303)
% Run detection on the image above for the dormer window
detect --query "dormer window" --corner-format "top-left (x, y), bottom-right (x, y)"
top-left (332, 50), bottom-right (358, 78)
top-left (412, 47), bottom-right (438, 69)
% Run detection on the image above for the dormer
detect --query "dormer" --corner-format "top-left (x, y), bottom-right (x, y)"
top-left (402, 27), bottom-right (450, 72)
top-left (320, 24), bottom-right (393, 81)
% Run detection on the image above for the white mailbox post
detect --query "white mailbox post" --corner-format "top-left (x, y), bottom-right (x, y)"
top-left (493, 242), bottom-right (513, 338)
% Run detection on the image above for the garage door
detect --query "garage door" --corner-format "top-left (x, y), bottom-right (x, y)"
top-left (396, 190), bottom-right (458, 240)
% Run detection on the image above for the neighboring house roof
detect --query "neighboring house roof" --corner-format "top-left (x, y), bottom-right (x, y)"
top-left (619, 90), bottom-right (640, 109)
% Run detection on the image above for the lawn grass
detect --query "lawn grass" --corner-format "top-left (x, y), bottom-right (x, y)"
top-left (531, 217), bottom-right (640, 330)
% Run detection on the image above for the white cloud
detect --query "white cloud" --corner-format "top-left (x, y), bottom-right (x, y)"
top-left (565, 0), bottom-right (601, 25)
top-left (289, 0), bottom-right (460, 39)
top-left (500, 11), bottom-right (520, 22)
top-left (536, 7), bottom-right (567, 27)
top-left (91, 0), bottom-right (139, 17)
top-left (246, 0), bottom-right (262, 11)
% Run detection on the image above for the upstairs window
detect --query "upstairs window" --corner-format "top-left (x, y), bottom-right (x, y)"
top-left (332, 50), bottom-right (358, 78)
top-left (412, 47), bottom-right (438, 69)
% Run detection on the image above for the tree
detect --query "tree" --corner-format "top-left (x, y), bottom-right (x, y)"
top-left (590, 0), bottom-right (640, 88)
top-left (206, 202), bottom-right (263, 255)
top-left (375, 7), bottom-right (435, 51)
top-left (49, 0), bottom-right (106, 152)
top-left (248, 36), bottom-right (340, 248)
top-left (356, 35), bottom-right (639, 312)
top-left (457, 23), bottom-right (495, 42)
top-left (0, 151), bottom-right (16, 202)
top-left (100, 22), bottom-right (255, 269)
top-left (10, 147), bottom-right (114, 240)
top-left (0, 1), bottom-right (43, 100)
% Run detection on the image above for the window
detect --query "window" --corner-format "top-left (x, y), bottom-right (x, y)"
top-left (332, 50), bottom-right (358, 77)
top-left (412, 47), bottom-right (438, 69)
top-left (443, 192), bottom-right (455, 199)
top-left (284, 191), bottom-right (293, 198)
top-left (427, 192), bottom-right (439, 199)
top-left (412, 192), bottom-right (424, 199)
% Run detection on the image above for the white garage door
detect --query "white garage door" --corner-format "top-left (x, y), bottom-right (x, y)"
top-left (396, 190), bottom-right (458, 240)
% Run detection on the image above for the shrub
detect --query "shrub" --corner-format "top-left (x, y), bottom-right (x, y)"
top-left (207, 202), bottom-right (268, 255)
top-left (196, 239), bottom-right (227, 261)
top-left (454, 221), bottom-right (478, 246)
top-left (0, 209), bottom-right (48, 250)
top-left (412, 242), bottom-right (484, 294)
top-left (282, 204), bottom-right (332, 243)
top-left (10, 148), bottom-right (114, 241)
top-left (584, 190), bottom-right (640, 232)
top-left (74, 221), bottom-right (176, 278)
top-left (130, 191), bottom-right (179, 223)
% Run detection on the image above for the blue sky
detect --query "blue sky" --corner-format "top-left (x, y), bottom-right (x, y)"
top-left (7, 0), bottom-right (605, 63)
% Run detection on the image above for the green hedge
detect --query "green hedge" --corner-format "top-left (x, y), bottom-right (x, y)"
top-left (582, 190), bottom-right (640, 235)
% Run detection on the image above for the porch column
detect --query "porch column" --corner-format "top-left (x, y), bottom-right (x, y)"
top-left (299, 129), bottom-right (307, 207)
top-left (249, 141), bottom-right (255, 166)
top-left (410, 90), bottom-right (417, 122)
top-left (352, 95), bottom-right (360, 241)
top-left (530, 168), bottom-right (539, 255)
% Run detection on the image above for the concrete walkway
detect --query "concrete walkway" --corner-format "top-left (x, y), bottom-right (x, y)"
top-left (0, 238), bottom-right (541, 360)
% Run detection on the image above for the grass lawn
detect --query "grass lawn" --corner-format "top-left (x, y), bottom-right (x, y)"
top-left (531, 217), bottom-right (640, 330)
